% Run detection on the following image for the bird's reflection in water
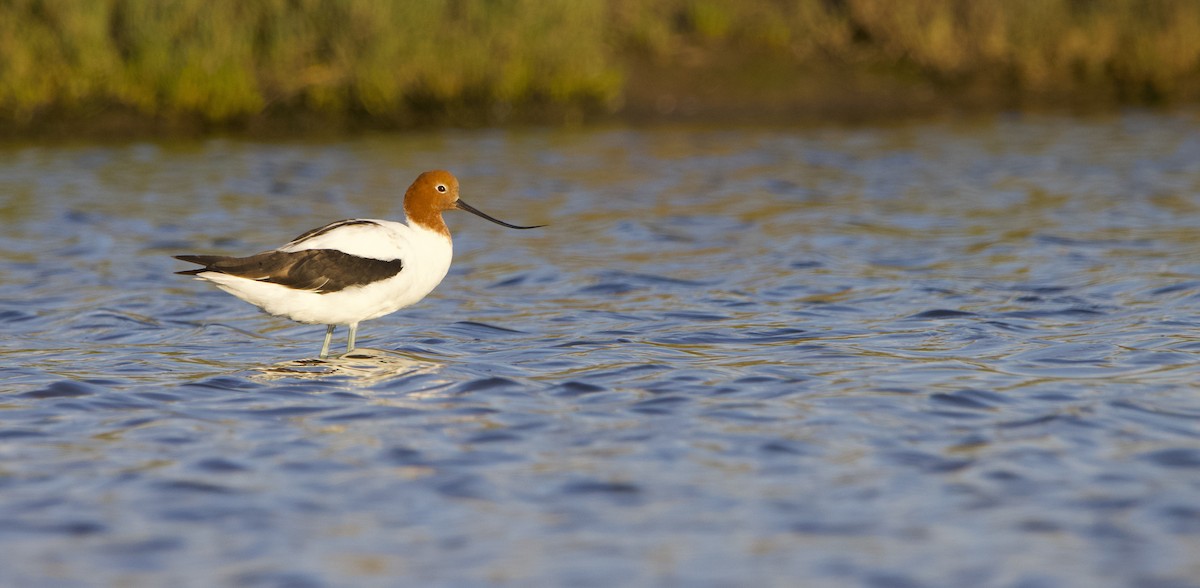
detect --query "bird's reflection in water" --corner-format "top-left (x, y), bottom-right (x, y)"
top-left (253, 347), bottom-right (443, 385)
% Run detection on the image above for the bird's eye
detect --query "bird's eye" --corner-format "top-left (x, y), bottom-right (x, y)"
top-left (436, 184), bottom-right (447, 193)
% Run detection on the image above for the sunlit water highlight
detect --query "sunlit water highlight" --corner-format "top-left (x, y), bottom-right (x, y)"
top-left (3, 114), bottom-right (1200, 587)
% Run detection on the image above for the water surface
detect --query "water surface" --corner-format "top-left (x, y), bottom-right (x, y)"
top-left (3, 114), bottom-right (1200, 587)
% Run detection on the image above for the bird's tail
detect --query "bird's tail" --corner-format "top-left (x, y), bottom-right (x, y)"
top-left (174, 254), bottom-right (226, 275)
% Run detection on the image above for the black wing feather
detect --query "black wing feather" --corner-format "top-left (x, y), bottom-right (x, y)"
top-left (174, 249), bottom-right (403, 294)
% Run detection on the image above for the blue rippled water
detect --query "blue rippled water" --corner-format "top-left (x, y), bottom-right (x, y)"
top-left (3, 113), bottom-right (1200, 587)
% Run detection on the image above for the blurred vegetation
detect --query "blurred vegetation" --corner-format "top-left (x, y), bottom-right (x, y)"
top-left (2, 0), bottom-right (1199, 132)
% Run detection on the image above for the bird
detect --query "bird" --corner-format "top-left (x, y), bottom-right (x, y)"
top-left (175, 169), bottom-right (544, 358)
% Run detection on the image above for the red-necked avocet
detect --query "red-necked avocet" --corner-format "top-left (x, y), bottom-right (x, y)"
top-left (175, 170), bottom-right (543, 358)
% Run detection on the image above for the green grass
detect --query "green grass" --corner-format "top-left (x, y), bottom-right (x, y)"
top-left (2, 0), bottom-right (1199, 131)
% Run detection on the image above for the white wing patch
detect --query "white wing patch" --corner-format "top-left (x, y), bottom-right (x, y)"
top-left (279, 219), bottom-right (413, 262)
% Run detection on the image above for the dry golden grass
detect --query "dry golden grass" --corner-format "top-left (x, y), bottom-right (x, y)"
top-left (1, 0), bottom-right (1198, 129)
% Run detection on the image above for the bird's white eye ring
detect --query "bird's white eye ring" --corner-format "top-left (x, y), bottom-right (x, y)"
top-left (437, 184), bottom-right (447, 193)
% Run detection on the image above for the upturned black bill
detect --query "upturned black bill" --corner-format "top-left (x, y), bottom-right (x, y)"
top-left (456, 199), bottom-right (545, 229)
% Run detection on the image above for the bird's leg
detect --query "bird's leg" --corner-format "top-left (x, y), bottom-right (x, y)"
top-left (347, 322), bottom-right (358, 353)
top-left (319, 324), bottom-right (335, 358)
